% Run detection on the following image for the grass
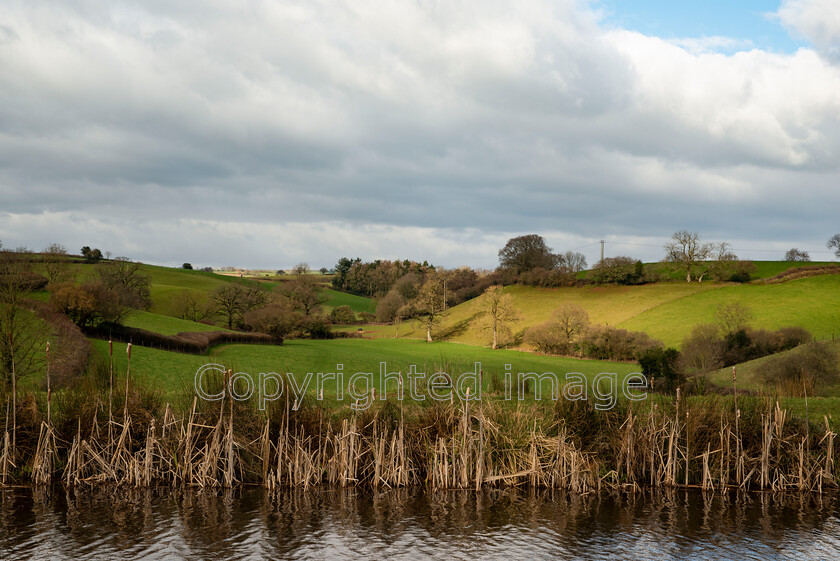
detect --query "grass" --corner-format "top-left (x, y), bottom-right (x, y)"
top-left (88, 338), bottom-right (211, 394)
top-left (122, 310), bottom-right (231, 335)
top-left (321, 288), bottom-right (376, 314)
top-left (352, 273), bottom-right (840, 349)
top-left (619, 275), bottom-right (840, 347)
top-left (93, 337), bottom-right (642, 398)
top-left (707, 339), bottom-right (840, 394)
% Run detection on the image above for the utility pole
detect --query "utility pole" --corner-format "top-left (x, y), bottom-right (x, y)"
top-left (600, 240), bottom-right (605, 263)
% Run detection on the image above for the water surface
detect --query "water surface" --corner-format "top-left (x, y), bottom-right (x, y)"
top-left (1, 486), bottom-right (838, 559)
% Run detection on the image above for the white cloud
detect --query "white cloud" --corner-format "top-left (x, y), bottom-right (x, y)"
top-left (0, 0), bottom-right (839, 268)
top-left (777, 0), bottom-right (840, 60)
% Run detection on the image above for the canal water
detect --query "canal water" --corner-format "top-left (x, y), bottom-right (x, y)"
top-left (2, 486), bottom-right (839, 559)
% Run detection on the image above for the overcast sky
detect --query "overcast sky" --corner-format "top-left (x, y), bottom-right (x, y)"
top-left (1, 0), bottom-right (839, 270)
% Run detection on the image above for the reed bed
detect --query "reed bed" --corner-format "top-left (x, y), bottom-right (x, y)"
top-left (1, 357), bottom-right (838, 493)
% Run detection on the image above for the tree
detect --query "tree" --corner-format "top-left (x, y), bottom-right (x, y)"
top-left (664, 231), bottom-right (713, 282)
top-left (243, 300), bottom-right (303, 341)
top-left (42, 243), bottom-right (71, 284)
top-left (498, 234), bottom-right (558, 274)
top-left (375, 290), bottom-right (405, 323)
top-left (0, 248), bottom-right (46, 390)
top-left (319, 267), bottom-right (328, 275)
top-left (715, 302), bottom-right (753, 337)
top-left (827, 234), bottom-right (840, 258)
top-left (80, 246), bottom-right (103, 264)
top-left (476, 285), bottom-right (521, 349)
top-left (213, 283), bottom-right (268, 329)
top-left (172, 289), bottom-right (211, 322)
top-left (293, 262), bottom-right (310, 276)
top-left (277, 276), bottom-right (325, 316)
top-left (706, 242), bottom-right (738, 282)
top-left (399, 272), bottom-right (448, 342)
top-left (182, 262), bottom-right (193, 270)
top-left (52, 280), bottom-right (137, 326)
top-left (784, 248), bottom-right (810, 262)
top-left (96, 257), bottom-right (151, 310)
top-left (332, 257), bottom-right (361, 290)
top-left (559, 251), bottom-right (587, 273)
top-left (679, 323), bottom-right (723, 376)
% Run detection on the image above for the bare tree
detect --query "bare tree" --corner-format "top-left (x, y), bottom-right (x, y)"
top-left (96, 257), bottom-right (151, 309)
top-left (784, 248), bottom-right (811, 262)
top-left (0, 248), bottom-right (46, 397)
top-left (172, 289), bottom-right (211, 322)
top-left (277, 275), bottom-right (325, 316)
top-left (292, 262), bottom-right (310, 276)
top-left (706, 242), bottom-right (738, 282)
top-left (715, 302), bottom-right (753, 337)
top-left (42, 243), bottom-right (71, 284)
top-left (664, 231), bottom-right (713, 282)
top-left (559, 251), bottom-right (587, 273)
top-left (213, 283), bottom-right (268, 329)
top-left (399, 272), bottom-right (449, 342)
top-left (827, 234), bottom-right (840, 259)
top-left (476, 285), bottom-right (522, 349)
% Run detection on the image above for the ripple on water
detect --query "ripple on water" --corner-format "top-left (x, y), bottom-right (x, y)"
top-left (2, 487), bottom-right (839, 560)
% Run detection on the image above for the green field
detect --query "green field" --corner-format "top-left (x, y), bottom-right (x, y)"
top-left (123, 310), bottom-right (231, 335)
top-left (92, 337), bottom-right (642, 400)
top-left (321, 288), bottom-right (376, 314)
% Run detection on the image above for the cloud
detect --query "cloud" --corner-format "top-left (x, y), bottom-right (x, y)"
top-left (777, 0), bottom-right (840, 60)
top-left (0, 0), bottom-right (839, 269)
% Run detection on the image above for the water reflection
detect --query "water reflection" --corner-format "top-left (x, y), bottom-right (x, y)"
top-left (1, 486), bottom-right (838, 560)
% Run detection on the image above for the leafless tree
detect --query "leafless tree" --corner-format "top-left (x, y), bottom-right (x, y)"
top-left (293, 262), bottom-right (310, 276)
top-left (784, 248), bottom-right (811, 262)
top-left (827, 234), bottom-right (840, 259)
top-left (476, 285), bottom-right (522, 349)
top-left (399, 272), bottom-right (449, 342)
top-left (41, 243), bottom-right (72, 284)
top-left (664, 231), bottom-right (713, 282)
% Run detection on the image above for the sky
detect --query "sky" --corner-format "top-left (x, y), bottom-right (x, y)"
top-left (1, 0), bottom-right (839, 270)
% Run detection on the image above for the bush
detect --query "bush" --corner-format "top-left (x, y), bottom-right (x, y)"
top-left (524, 321), bottom-right (572, 355)
top-left (590, 256), bottom-right (644, 285)
top-left (579, 325), bottom-right (662, 361)
top-left (679, 323), bottom-right (723, 375)
top-left (638, 347), bottom-right (683, 393)
top-left (243, 301), bottom-right (302, 340)
top-left (329, 305), bottom-right (357, 324)
top-left (524, 304), bottom-right (589, 356)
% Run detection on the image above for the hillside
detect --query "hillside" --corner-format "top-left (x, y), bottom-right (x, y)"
top-left (376, 273), bottom-right (840, 349)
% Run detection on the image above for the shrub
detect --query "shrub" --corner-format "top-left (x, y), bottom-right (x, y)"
top-left (638, 347), bottom-right (683, 393)
top-left (679, 323), bottom-right (723, 376)
top-left (590, 256), bottom-right (643, 285)
top-left (579, 325), bottom-right (662, 361)
top-left (329, 305), bottom-right (357, 324)
top-left (243, 301), bottom-right (303, 340)
top-left (524, 304), bottom-right (589, 356)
